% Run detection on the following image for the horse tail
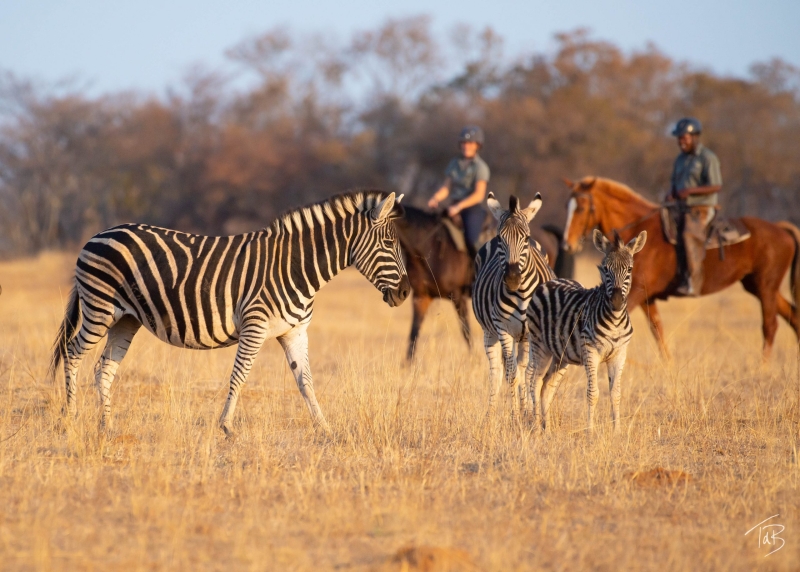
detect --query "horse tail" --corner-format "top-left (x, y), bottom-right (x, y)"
top-left (541, 224), bottom-right (575, 279)
top-left (777, 221), bottom-right (800, 325)
top-left (49, 286), bottom-right (81, 382)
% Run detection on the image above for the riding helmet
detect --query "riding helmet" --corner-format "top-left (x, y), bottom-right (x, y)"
top-left (458, 125), bottom-right (484, 146)
top-left (672, 117), bottom-right (702, 136)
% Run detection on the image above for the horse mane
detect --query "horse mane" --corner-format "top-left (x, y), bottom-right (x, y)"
top-left (588, 177), bottom-right (658, 209)
top-left (399, 204), bottom-right (443, 228)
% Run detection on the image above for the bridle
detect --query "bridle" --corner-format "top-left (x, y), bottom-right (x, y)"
top-left (569, 190), bottom-right (661, 249)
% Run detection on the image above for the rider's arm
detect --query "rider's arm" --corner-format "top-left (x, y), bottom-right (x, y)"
top-left (428, 178), bottom-right (452, 208)
top-left (449, 180), bottom-right (488, 215)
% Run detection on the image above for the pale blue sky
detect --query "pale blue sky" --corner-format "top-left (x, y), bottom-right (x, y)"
top-left (1, 0), bottom-right (797, 96)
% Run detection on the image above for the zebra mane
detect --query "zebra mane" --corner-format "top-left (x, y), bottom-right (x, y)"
top-left (270, 190), bottom-right (392, 233)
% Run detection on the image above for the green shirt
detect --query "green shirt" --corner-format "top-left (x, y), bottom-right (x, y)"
top-left (671, 144), bottom-right (723, 206)
top-left (445, 154), bottom-right (490, 201)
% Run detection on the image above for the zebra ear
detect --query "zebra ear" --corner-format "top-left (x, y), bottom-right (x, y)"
top-left (627, 230), bottom-right (647, 254)
top-left (371, 192), bottom-right (397, 222)
top-left (487, 192), bottom-right (505, 221)
top-left (592, 229), bottom-right (612, 254)
top-left (520, 193), bottom-right (543, 223)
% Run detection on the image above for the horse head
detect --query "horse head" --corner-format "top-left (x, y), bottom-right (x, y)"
top-left (562, 177), bottom-right (599, 254)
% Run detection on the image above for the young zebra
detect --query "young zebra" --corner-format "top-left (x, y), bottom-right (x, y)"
top-left (526, 229), bottom-right (647, 433)
top-left (49, 191), bottom-right (410, 436)
top-left (472, 192), bottom-right (555, 420)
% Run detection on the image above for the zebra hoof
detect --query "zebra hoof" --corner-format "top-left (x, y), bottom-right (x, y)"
top-left (220, 424), bottom-right (237, 441)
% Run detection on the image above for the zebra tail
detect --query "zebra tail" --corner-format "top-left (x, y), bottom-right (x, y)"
top-left (49, 287), bottom-right (80, 381)
top-left (777, 221), bottom-right (800, 324)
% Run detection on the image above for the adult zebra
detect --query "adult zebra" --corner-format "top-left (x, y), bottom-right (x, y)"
top-left (50, 191), bottom-right (410, 436)
top-left (472, 193), bottom-right (555, 420)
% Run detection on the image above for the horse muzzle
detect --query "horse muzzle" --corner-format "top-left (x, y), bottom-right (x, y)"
top-left (383, 275), bottom-right (411, 307)
top-left (504, 264), bottom-right (523, 291)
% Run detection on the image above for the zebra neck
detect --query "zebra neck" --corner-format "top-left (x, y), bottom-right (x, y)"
top-left (266, 204), bottom-right (365, 302)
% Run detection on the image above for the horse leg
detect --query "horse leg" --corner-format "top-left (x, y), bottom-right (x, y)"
top-left (776, 294), bottom-right (799, 340)
top-left (640, 299), bottom-right (670, 359)
top-left (453, 294), bottom-right (473, 350)
top-left (741, 275), bottom-right (778, 360)
top-left (407, 294), bottom-right (432, 360)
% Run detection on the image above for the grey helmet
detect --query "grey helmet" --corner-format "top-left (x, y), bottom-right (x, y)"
top-left (459, 125), bottom-right (484, 146)
top-left (672, 117), bottom-right (702, 136)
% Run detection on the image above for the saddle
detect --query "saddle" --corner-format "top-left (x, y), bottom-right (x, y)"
top-left (660, 205), bottom-right (751, 251)
top-left (441, 217), bottom-right (469, 253)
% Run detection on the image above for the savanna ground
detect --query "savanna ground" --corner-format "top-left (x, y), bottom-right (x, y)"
top-left (0, 252), bottom-right (798, 571)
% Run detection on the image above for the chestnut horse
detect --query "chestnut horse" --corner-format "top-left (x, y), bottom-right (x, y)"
top-left (562, 177), bottom-right (800, 359)
top-left (398, 206), bottom-right (573, 360)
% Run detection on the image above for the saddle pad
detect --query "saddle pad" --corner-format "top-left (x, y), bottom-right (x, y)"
top-left (441, 217), bottom-right (468, 253)
top-left (659, 207), bottom-right (751, 250)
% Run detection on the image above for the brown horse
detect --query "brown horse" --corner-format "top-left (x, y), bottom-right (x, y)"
top-left (397, 206), bottom-right (572, 360)
top-left (562, 177), bottom-right (800, 359)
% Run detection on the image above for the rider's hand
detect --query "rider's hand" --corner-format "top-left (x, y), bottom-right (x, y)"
top-left (427, 198), bottom-right (439, 209)
top-left (447, 204), bottom-right (461, 218)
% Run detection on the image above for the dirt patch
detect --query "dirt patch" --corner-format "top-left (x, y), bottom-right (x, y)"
top-left (625, 467), bottom-right (692, 488)
top-left (379, 545), bottom-right (475, 571)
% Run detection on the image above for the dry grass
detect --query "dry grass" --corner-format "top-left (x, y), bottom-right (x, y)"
top-left (0, 251), bottom-right (798, 571)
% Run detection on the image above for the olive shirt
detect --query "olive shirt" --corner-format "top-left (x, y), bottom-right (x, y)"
top-left (670, 143), bottom-right (723, 206)
top-left (445, 154), bottom-right (491, 201)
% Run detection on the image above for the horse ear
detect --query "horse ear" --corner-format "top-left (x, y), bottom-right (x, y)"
top-left (520, 193), bottom-right (543, 223)
top-left (371, 192), bottom-right (396, 222)
top-left (487, 192), bottom-right (505, 221)
top-left (580, 177), bottom-right (597, 190)
top-left (627, 230), bottom-right (647, 254)
top-left (592, 229), bottom-right (612, 254)
top-left (562, 177), bottom-right (574, 188)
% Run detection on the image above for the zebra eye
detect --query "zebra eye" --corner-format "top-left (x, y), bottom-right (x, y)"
top-left (382, 238), bottom-right (393, 248)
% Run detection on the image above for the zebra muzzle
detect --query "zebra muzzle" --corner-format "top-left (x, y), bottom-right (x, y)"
top-left (611, 287), bottom-right (625, 311)
top-left (383, 275), bottom-right (411, 307)
top-left (504, 264), bottom-right (522, 291)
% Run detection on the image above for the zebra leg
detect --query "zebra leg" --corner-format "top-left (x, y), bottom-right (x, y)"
top-left (498, 333), bottom-right (520, 421)
top-left (541, 363), bottom-right (567, 431)
top-left (484, 332), bottom-right (503, 417)
top-left (63, 302), bottom-right (115, 417)
top-left (583, 349), bottom-right (601, 432)
top-left (94, 315), bottom-right (140, 430)
top-left (516, 334), bottom-right (530, 417)
top-left (526, 343), bottom-right (552, 430)
top-left (278, 324), bottom-right (332, 433)
top-left (606, 346), bottom-right (628, 435)
top-left (219, 323), bottom-right (269, 437)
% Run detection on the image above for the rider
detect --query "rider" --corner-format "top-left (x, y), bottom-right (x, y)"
top-left (427, 126), bottom-right (490, 255)
top-left (669, 117), bottom-right (722, 296)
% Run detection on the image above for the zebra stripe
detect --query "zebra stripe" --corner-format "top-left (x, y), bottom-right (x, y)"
top-left (472, 193), bottom-right (555, 419)
top-left (50, 191), bottom-right (410, 435)
top-left (526, 229), bottom-right (647, 433)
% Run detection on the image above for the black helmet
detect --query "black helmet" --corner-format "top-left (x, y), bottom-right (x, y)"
top-left (672, 117), bottom-right (702, 136)
top-left (458, 125), bottom-right (484, 146)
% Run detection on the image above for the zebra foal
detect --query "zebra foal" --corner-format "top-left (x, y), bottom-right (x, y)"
top-left (472, 192), bottom-right (555, 420)
top-left (49, 191), bottom-right (410, 436)
top-left (526, 229), bottom-right (646, 433)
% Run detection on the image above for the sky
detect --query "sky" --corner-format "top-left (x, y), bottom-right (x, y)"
top-left (0, 0), bottom-right (798, 96)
